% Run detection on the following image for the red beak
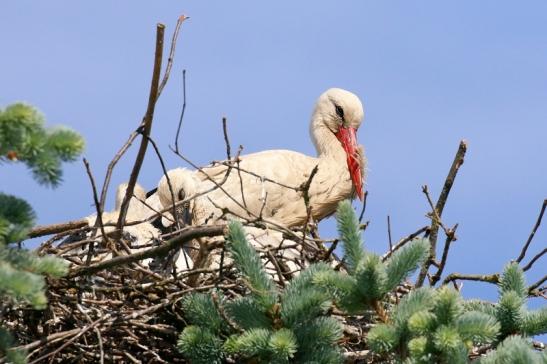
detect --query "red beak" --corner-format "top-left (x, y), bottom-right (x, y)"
top-left (335, 126), bottom-right (364, 200)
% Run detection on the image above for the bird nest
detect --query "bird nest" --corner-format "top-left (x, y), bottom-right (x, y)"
top-left (3, 217), bottom-right (413, 363)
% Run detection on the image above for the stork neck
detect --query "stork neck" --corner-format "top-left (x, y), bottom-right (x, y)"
top-left (311, 124), bottom-right (346, 161)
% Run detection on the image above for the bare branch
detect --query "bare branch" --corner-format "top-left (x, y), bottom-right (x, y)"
top-left (516, 199), bottom-right (547, 263)
top-left (387, 215), bottom-right (393, 251)
top-left (174, 69), bottom-right (187, 153)
top-left (382, 226), bottom-right (429, 261)
top-left (442, 272), bottom-right (499, 286)
top-left (82, 158), bottom-right (108, 249)
top-left (116, 24), bottom-right (165, 234)
top-left (358, 191), bottom-right (369, 223)
top-left (28, 220), bottom-right (88, 239)
top-left (416, 140), bottom-right (467, 287)
top-left (430, 223), bottom-right (458, 286)
top-left (157, 15), bottom-right (188, 97)
top-left (523, 247), bottom-right (547, 272)
top-left (68, 225), bottom-right (226, 278)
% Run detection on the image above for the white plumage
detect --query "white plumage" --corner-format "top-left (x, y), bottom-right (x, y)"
top-left (157, 88), bottom-right (366, 228)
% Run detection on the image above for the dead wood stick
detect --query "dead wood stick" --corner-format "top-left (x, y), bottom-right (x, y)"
top-left (27, 313), bottom-right (111, 364)
top-left (358, 190), bottom-right (369, 223)
top-left (141, 134), bottom-right (179, 229)
top-left (416, 140), bottom-right (467, 287)
top-left (83, 158), bottom-right (112, 261)
top-left (68, 225), bottom-right (226, 277)
top-left (442, 272), bottom-right (500, 286)
top-left (174, 69), bottom-right (187, 153)
top-left (516, 199), bottom-right (547, 263)
top-left (523, 247), bottom-right (547, 272)
top-left (28, 219), bottom-right (88, 238)
top-left (157, 15), bottom-right (188, 97)
top-left (382, 226), bottom-right (429, 261)
top-left (116, 23), bottom-right (165, 235)
top-left (430, 223), bottom-right (458, 286)
top-left (528, 274), bottom-right (547, 294)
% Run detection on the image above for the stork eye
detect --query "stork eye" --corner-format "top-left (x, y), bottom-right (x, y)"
top-left (335, 105), bottom-right (344, 119)
top-left (178, 189), bottom-right (186, 201)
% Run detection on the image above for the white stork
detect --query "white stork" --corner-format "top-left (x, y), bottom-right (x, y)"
top-left (157, 88), bottom-right (366, 228)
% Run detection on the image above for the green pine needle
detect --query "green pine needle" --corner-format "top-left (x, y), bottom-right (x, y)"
top-left (456, 311), bottom-right (500, 345)
top-left (394, 287), bottom-right (436, 334)
top-left (281, 286), bottom-right (332, 328)
top-left (408, 311), bottom-right (437, 336)
top-left (335, 200), bottom-right (364, 274)
top-left (521, 307), bottom-right (547, 337)
top-left (226, 221), bottom-right (277, 311)
top-left (407, 336), bottom-right (430, 362)
top-left (354, 253), bottom-right (387, 301)
top-left (225, 297), bottom-right (272, 330)
top-left (433, 287), bottom-right (462, 325)
top-left (463, 299), bottom-right (497, 317)
top-left (0, 261), bottom-right (47, 309)
top-left (497, 290), bottom-right (525, 336)
top-left (177, 326), bottom-right (224, 364)
top-left (268, 328), bottom-right (298, 362)
top-left (479, 335), bottom-right (540, 364)
top-left (46, 127), bottom-right (85, 162)
top-left (367, 323), bottom-right (400, 354)
top-left (499, 262), bottom-right (527, 300)
top-left (432, 325), bottom-right (462, 354)
top-left (384, 238), bottom-right (429, 293)
top-left (294, 316), bottom-right (343, 354)
top-left (0, 193), bottom-right (35, 233)
top-left (180, 292), bottom-right (226, 334)
top-left (223, 328), bottom-right (271, 358)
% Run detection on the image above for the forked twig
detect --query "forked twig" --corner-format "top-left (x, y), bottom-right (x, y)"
top-left (416, 140), bottom-right (467, 287)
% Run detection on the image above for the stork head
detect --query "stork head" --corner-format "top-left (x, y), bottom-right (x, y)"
top-left (157, 168), bottom-right (199, 226)
top-left (115, 183), bottom-right (147, 212)
top-left (310, 88), bottom-right (365, 200)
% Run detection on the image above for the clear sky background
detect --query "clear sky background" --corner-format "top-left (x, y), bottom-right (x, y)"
top-left (2, 2), bottom-right (546, 314)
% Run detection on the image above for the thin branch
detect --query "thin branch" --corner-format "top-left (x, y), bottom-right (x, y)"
top-left (323, 239), bottom-right (339, 260)
top-left (387, 215), bottom-right (393, 251)
top-left (442, 272), bottom-right (499, 286)
top-left (416, 140), bottom-right (467, 287)
top-left (77, 304), bottom-right (104, 364)
top-left (358, 191), bottom-right (369, 223)
top-left (82, 158), bottom-right (108, 247)
top-left (27, 314), bottom-right (112, 364)
top-left (516, 199), bottom-right (547, 263)
top-left (141, 133), bottom-right (179, 229)
top-left (236, 145), bottom-right (248, 208)
top-left (300, 165), bottom-right (319, 243)
top-left (382, 226), bottom-right (429, 261)
top-left (523, 247), bottom-right (547, 272)
top-left (430, 223), bottom-right (458, 286)
top-left (116, 24), bottom-right (165, 234)
top-left (157, 15), bottom-right (188, 98)
top-left (28, 220), bottom-right (88, 239)
top-left (528, 274), bottom-right (547, 294)
top-left (68, 225), bottom-right (226, 278)
top-left (222, 116), bottom-right (231, 160)
top-left (99, 132), bottom-right (140, 213)
top-left (174, 69), bottom-right (187, 153)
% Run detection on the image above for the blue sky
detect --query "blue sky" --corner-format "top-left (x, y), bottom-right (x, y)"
top-left (2, 2), bottom-right (546, 311)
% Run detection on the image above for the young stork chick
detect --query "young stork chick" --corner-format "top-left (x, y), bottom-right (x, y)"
top-left (81, 183), bottom-right (162, 267)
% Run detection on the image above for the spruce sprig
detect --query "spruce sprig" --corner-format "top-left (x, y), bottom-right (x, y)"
top-left (315, 200), bottom-right (429, 319)
top-left (178, 221), bottom-right (343, 363)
